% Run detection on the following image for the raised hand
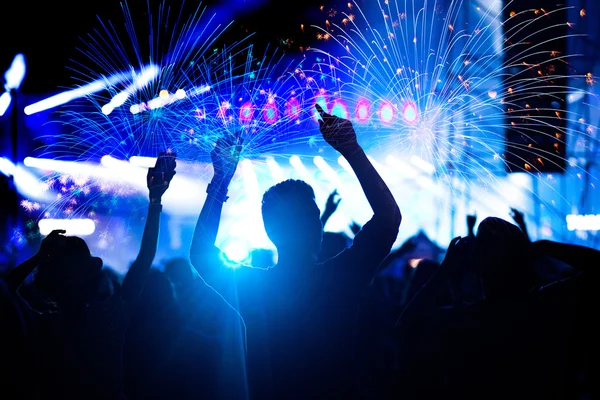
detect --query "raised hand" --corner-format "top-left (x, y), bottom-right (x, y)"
top-left (211, 133), bottom-right (243, 182)
top-left (467, 214), bottom-right (477, 230)
top-left (147, 151), bottom-right (177, 204)
top-left (315, 104), bottom-right (359, 155)
top-left (350, 222), bottom-right (362, 235)
top-left (467, 214), bottom-right (477, 237)
top-left (324, 189), bottom-right (341, 215)
top-left (509, 208), bottom-right (525, 226)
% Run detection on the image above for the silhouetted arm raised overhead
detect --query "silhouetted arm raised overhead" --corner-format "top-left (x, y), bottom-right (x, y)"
top-left (533, 240), bottom-right (600, 275)
top-left (5, 229), bottom-right (66, 291)
top-left (122, 152), bottom-right (175, 301)
top-left (316, 104), bottom-right (401, 283)
top-left (190, 134), bottom-right (243, 282)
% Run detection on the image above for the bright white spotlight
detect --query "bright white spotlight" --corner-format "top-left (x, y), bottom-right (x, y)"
top-left (566, 214), bottom-right (600, 231)
top-left (101, 104), bottom-right (114, 115)
top-left (314, 156), bottom-right (343, 187)
top-left (39, 218), bottom-right (96, 236)
top-left (130, 104), bottom-right (141, 114)
top-left (289, 155), bottom-right (302, 169)
top-left (337, 156), bottom-right (354, 175)
top-left (4, 54), bottom-right (26, 90)
top-left (24, 64), bottom-right (159, 115)
top-left (0, 91), bottom-right (11, 116)
top-left (410, 156), bottom-right (435, 174)
top-left (290, 155), bottom-right (313, 181)
top-left (129, 156), bottom-right (157, 168)
top-left (24, 157), bottom-right (118, 183)
top-left (385, 155), bottom-right (419, 179)
top-left (266, 157), bottom-right (285, 183)
top-left (13, 164), bottom-right (48, 200)
top-left (241, 159), bottom-right (260, 199)
top-left (102, 66), bottom-right (160, 115)
top-left (222, 240), bottom-right (250, 264)
top-left (0, 157), bottom-right (15, 176)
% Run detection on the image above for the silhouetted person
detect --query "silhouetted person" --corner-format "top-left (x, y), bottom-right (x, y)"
top-left (164, 256), bottom-right (247, 399)
top-left (190, 106), bottom-right (401, 399)
top-left (124, 268), bottom-right (182, 400)
top-left (0, 278), bottom-right (33, 399)
top-left (396, 217), bottom-right (576, 399)
top-left (4, 152), bottom-right (175, 399)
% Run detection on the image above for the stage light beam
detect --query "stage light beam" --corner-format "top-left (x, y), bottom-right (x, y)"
top-left (38, 218), bottom-right (96, 236)
top-left (266, 157), bottom-right (285, 183)
top-left (4, 54), bottom-right (26, 90)
top-left (0, 92), bottom-right (11, 116)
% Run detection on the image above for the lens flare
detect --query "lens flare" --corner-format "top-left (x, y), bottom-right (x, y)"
top-left (380, 102), bottom-right (394, 124)
top-left (331, 100), bottom-right (349, 119)
top-left (403, 102), bottom-right (418, 123)
top-left (355, 99), bottom-right (371, 122)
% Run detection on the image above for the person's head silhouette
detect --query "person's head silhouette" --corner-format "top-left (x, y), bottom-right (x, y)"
top-left (262, 179), bottom-right (323, 263)
top-left (34, 234), bottom-right (103, 306)
top-left (474, 217), bottom-right (534, 300)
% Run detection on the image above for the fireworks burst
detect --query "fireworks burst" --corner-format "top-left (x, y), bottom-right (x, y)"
top-left (307, 0), bottom-right (596, 189)
top-left (37, 0), bottom-right (235, 163)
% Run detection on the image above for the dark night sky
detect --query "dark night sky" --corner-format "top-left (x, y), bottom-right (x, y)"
top-left (0, 0), bottom-right (338, 94)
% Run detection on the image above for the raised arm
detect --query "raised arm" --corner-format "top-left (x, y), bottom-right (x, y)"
top-left (533, 240), bottom-right (600, 274)
top-left (510, 208), bottom-right (531, 242)
top-left (190, 134), bottom-right (242, 279)
top-left (320, 189), bottom-right (341, 228)
top-left (316, 104), bottom-right (401, 224)
top-left (122, 152), bottom-right (175, 300)
top-left (467, 214), bottom-right (477, 238)
top-left (316, 104), bottom-right (401, 282)
top-left (5, 229), bottom-right (65, 291)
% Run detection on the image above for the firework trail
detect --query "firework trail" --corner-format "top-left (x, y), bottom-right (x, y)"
top-left (36, 0), bottom-right (235, 164)
top-left (307, 0), bottom-right (597, 194)
top-left (28, 0), bottom-right (316, 226)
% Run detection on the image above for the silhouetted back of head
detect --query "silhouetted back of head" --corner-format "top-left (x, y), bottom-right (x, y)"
top-left (164, 257), bottom-right (196, 287)
top-left (136, 269), bottom-right (175, 319)
top-left (34, 236), bottom-right (103, 300)
top-left (262, 179), bottom-right (323, 257)
top-left (475, 217), bottom-right (534, 298)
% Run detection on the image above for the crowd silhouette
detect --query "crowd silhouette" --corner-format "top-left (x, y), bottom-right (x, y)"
top-left (1, 106), bottom-right (597, 399)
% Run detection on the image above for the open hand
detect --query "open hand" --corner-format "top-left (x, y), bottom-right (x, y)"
top-left (509, 208), bottom-right (525, 226)
top-left (324, 189), bottom-right (341, 215)
top-left (315, 104), bottom-right (359, 155)
top-left (148, 151), bottom-right (177, 203)
top-left (211, 133), bottom-right (243, 181)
